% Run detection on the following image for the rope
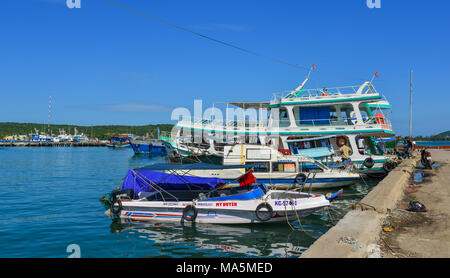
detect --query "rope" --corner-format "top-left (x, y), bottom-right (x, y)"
top-left (101, 0), bottom-right (367, 81)
top-left (283, 196), bottom-right (317, 238)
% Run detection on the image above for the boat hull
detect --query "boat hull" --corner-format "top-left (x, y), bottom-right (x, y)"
top-left (106, 142), bottom-right (131, 148)
top-left (106, 191), bottom-right (329, 224)
top-left (130, 141), bottom-right (167, 156)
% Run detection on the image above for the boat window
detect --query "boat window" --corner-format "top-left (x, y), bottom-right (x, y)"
top-left (299, 162), bottom-right (324, 173)
top-left (356, 136), bottom-right (383, 156)
top-left (278, 108), bottom-right (290, 127)
top-left (359, 103), bottom-right (376, 123)
top-left (246, 162), bottom-right (270, 173)
top-left (272, 162), bottom-right (296, 173)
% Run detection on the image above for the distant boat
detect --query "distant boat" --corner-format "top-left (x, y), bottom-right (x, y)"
top-left (106, 136), bottom-right (132, 148)
top-left (129, 138), bottom-right (167, 156)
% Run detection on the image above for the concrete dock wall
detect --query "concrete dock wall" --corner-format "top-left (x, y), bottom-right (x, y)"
top-left (301, 157), bottom-right (419, 258)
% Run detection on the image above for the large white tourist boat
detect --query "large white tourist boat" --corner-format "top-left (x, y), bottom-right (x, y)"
top-left (161, 81), bottom-right (396, 175)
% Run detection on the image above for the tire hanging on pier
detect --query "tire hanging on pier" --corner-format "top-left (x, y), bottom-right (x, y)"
top-left (383, 161), bottom-right (394, 172)
top-left (255, 203), bottom-right (273, 222)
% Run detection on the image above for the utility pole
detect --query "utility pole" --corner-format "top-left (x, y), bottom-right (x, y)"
top-left (409, 70), bottom-right (413, 140)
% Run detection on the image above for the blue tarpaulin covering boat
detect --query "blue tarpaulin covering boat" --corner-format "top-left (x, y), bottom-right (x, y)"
top-left (121, 169), bottom-right (226, 197)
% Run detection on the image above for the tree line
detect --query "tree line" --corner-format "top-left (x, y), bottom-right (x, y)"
top-left (0, 122), bottom-right (174, 140)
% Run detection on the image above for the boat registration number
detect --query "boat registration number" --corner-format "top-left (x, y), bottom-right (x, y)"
top-left (274, 200), bottom-right (297, 206)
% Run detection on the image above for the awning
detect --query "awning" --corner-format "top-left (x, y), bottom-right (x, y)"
top-left (221, 102), bottom-right (270, 109)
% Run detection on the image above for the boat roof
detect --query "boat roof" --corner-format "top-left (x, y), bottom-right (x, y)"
top-left (218, 101), bottom-right (270, 109)
top-left (135, 162), bottom-right (262, 171)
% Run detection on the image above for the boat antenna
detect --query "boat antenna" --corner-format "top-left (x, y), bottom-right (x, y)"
top-left (294, 63), bottom-right (316, 92)
top-left (369, 70), bottom-right (379, 83)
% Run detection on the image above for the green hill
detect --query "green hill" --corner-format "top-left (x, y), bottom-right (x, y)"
top-left (0, 122), bottom-right (174, 140)
top-left (413, 130), bottom-right (450, 141)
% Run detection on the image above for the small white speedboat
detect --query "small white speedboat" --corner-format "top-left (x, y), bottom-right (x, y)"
top-left (103, 164), bottom-right (341, 225)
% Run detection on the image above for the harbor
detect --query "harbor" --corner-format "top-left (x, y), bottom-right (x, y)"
top-left (1, 0), bottom-right (449, 266)
top-left (0, 141), bottom-right (107, 147)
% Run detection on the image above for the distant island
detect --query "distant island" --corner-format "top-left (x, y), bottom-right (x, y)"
top-left (0, 122), bottom-right (174, 140)
top-left (412, 130), bottom-right (450, 141)
top-left (1, 122), bottom-right (448, 142)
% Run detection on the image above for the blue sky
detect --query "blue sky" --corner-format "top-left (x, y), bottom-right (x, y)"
top-left (0, 0), bottom-right (449, 136)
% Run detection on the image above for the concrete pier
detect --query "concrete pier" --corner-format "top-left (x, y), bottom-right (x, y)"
top-left (300, 150), bottom-right (450, 258)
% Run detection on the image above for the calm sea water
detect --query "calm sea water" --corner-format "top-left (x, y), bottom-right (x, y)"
top-left (414, 141), bottom-right (450, 146)
top-left (0, 147), bottom-right (379, 258)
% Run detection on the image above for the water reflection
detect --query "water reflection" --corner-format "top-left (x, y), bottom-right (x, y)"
top-left (109, 218), bottom-right (321, 258)
top-left (106, 156), bottom-right (383, 258)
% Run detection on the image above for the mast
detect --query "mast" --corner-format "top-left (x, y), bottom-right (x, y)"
top-left (48, 93), bottom-right (52, 135)
top-left (409, 70), bottom-right (413, 139)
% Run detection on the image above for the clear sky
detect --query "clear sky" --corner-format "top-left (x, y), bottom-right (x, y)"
top-left (1, 0), bottom-right (449, 136)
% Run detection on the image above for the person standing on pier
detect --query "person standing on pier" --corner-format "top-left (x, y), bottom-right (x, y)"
top-left (339, 143), bottom-right (352, 162)
top-left (405, 137), bottom-right (413, 158)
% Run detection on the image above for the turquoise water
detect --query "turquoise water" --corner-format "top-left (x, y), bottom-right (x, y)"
top-left (415, 141), bottom-right (450, 146)
top-left (0, 147), bottom-right (379, 258)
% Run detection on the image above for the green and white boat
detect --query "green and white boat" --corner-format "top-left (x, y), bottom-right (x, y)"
top-left (162, 81), bottom-right (396, 175)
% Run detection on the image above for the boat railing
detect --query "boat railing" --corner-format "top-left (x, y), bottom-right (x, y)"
top-left (180, 114), bottom-right (393, 131)
top-left (272, 84), bottom-right (379, 101)
top-left (292, 116), bottom-right (392, 128)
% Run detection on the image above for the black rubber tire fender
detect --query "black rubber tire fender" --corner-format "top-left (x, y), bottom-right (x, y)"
top-left (110, 197), bottom-right (122, 215)
top-left (255, 203), bottom-right (274, 222)
top-left (294, 173), bottom-right (307, 185)
top-left (363, 157), bottom-right (375, 169)
top-left (383, 161), bottom-right (393, 172)
top-left (182, 205), bottom-right (198, 222)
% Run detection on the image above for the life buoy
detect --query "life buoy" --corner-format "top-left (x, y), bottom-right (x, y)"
top-left (336, 136), bottom-right (348, 147)
top-left (294, 173), bottom-right (307, 186)
top-left (255, 203), bottom-right (273, 222)
top-left (363, 157), bottom-right (375, 169)
top-left (182, 205), bottom-right (198, 222)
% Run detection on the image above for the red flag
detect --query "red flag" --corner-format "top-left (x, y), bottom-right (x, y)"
top-left (312, 63), bottom-right (316, 70)
top-left (237, 171), bottom-right (256, 187)
top-left (375, 70), bottom-right (379, 78)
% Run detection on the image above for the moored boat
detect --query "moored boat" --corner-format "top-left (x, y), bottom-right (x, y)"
top-left (176, 144), bottom-right (361, 189)
top-left (102, 163), bottom-right (341, 225)
top-left (130, 138), bottom-right (167, 156)
top-left (163, 80), bottom-right (397, 176)
top-left (106, 136), bottom-right (132, 148)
